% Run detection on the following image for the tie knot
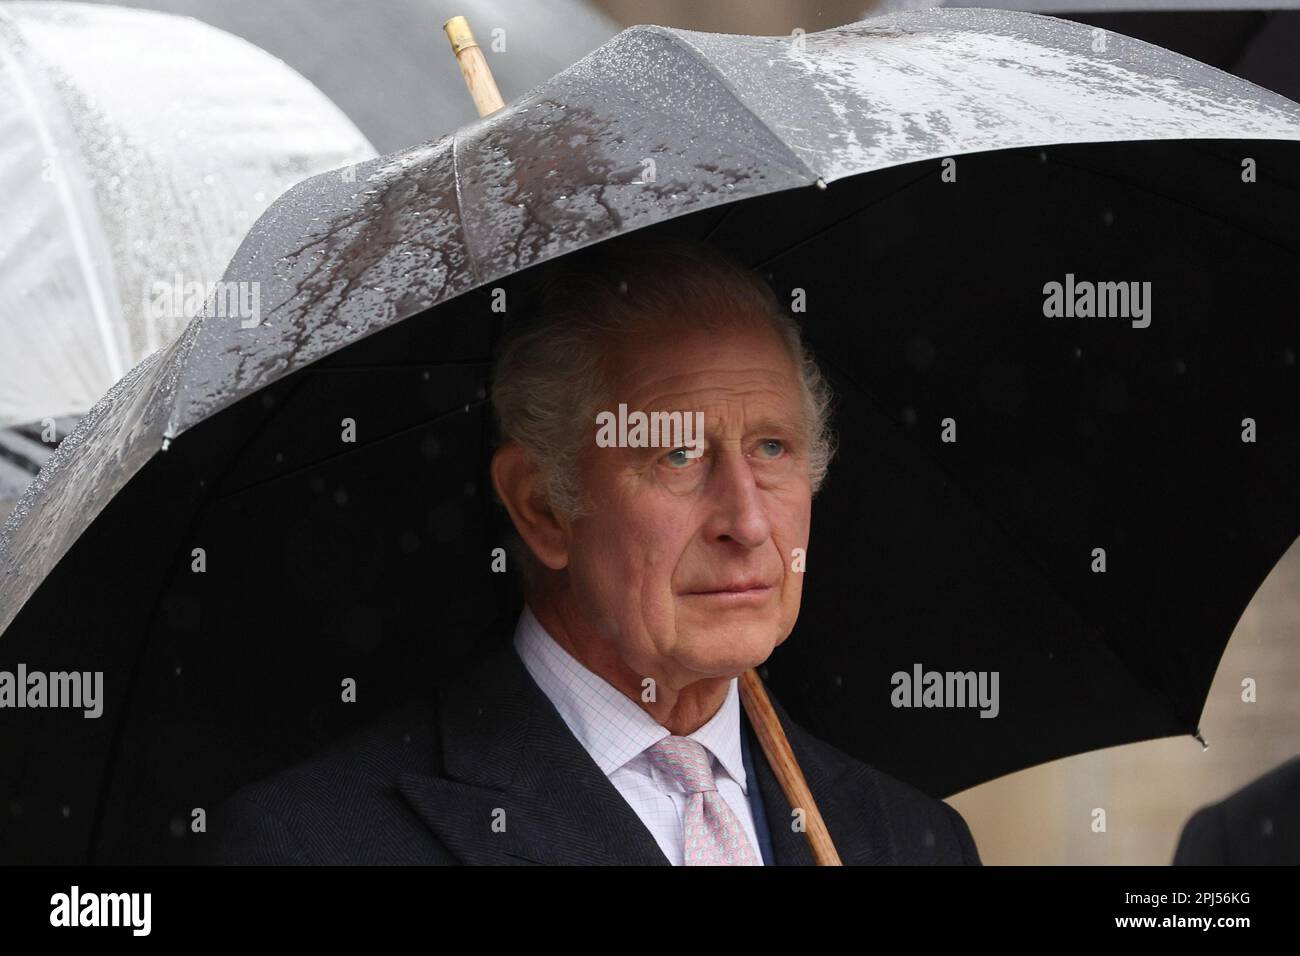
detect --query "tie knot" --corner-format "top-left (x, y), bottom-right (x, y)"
top-left (647, 735), bottom-right (717, 794)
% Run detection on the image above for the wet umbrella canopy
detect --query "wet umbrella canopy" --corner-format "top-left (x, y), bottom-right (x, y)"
top-left (0, 1), bottom-right (376, 426)
top-left (1, 9), bottom-right (1299, 863)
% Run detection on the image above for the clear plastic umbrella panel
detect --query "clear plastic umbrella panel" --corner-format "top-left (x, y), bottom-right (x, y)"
top-left (0, 1), bottom-right (376, 429)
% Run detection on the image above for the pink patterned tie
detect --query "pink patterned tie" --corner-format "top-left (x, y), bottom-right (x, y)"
top-left (647, 735), bottom-right (760, 866)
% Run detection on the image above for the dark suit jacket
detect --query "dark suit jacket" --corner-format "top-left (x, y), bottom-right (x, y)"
top-left (199, 638), bottom-right (981, 865)
top-left (1173, 757), bottom-right (1300, 865)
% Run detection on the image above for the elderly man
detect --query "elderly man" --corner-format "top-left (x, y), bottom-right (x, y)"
top-left (201, 238), bottom-right (981, 866)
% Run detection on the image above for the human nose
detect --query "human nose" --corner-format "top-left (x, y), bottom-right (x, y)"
top-left (702, 445), bottom-right (771, 549)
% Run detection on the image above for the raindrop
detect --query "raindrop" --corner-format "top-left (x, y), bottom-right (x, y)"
top-left (900, 406), bottom-right (918, 427)
top-left (1101, 209), bottom-right (1115, 227)
top-left (61, 805), bottom-right (71, 819)
top-left (334, 488), bottom-right (348, 506)
top-left (1174, 358), bottom-right (1187, 375)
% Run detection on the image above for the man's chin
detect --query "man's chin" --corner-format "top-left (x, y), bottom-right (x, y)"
top-left (672, 623), bottom-right (783, 679)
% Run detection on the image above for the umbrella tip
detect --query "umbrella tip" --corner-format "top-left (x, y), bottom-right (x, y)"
top-left (815, 178), bottom-right (827, 190)
top-left (443, 15), bottom-right (505, 118)
top-left (160, 437), bottom-right (171, 453)
top-left (1193, 728), bottom-right (1208, 751)
top-left (443, 15), bottom-right (474, 53)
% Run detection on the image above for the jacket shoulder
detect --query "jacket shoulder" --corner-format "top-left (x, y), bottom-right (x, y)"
top-left (787, 718), bottom-right (982, 865)
top-left (196, 697), bottom-right (448, 865)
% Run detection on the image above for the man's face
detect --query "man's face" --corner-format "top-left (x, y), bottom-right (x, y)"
top-left (563, 314), bottom-right (813, 689)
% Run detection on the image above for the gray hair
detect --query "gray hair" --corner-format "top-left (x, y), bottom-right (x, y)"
top-left (489, 238), bottom-right (837, 581)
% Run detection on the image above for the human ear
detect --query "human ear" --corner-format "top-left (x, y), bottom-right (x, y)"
top-left (489, 441), bottom-right (570, 570)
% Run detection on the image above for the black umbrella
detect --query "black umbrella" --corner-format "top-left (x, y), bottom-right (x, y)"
top-left (932, 1), bottom-right (1300, 104)
top-left (2, 8), bottom-right (1299, 864)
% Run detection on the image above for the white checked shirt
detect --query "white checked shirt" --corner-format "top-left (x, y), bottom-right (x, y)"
top-left (512, 604), bottom-right (764, 865)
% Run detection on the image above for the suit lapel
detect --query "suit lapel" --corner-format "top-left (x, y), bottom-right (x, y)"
top-left (744, 684), bottom-right (892, 866)
top-left (396, 639), bottom-right (669, 865)
top-left (397, 637), bottom-right (890, 865)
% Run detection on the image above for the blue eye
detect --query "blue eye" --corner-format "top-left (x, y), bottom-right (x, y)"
top-left (664, 448), bottom-right (695, 468)
top-left (757, 439), bottom-right (785, 459)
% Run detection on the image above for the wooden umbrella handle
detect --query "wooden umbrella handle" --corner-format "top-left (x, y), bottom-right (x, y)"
top-left (740, 667), bottom-right (843, 866)
top-left (443, 16), bottom-right (504, 118)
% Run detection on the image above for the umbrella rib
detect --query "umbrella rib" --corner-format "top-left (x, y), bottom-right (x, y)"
top-left (700, 203), bottom-right (739, 243)
top-left (1047, 145), bottom-right (1300, 260)
top-left (1226, 12), bottom-right (1275, 73)
top-left (750, 165), bottom-right (936, 272)
top-left (0, 39), bottom-right (127, 382)
top-left (449, 131), bottom-right (487, 286)
top-left (86, 368), bottom-right (321, 862)
top-left (662, 29), bottom-right (821, 184)
top-left (209, 395), bottom-right (491, 504)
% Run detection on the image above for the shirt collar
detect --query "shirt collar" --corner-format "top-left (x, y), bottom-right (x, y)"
top-left (512, 603), bottom-right (748, 793)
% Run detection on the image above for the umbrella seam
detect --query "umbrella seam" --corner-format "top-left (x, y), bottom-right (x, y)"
top-left (449, 131), bottom-right (486, 288)
top-left (655, 27), bottom-right (822, 184)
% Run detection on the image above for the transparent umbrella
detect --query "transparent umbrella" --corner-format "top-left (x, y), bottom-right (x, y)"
top-left (0, 1), bottom-right (376, 429)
